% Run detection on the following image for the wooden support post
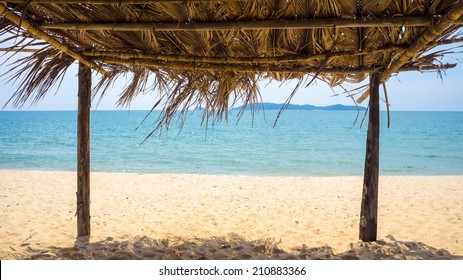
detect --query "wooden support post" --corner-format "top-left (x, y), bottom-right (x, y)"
top-left (359, 73), bottom-right (380, 242)
top-left (77, 62), bottom-right (91, 237)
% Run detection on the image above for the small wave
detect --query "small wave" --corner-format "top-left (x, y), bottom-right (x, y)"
top-left (413, 154), bottom-right (439, 159)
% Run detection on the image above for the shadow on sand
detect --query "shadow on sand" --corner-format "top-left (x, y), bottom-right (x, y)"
top-left (17, 234), bottom-right (463, 260)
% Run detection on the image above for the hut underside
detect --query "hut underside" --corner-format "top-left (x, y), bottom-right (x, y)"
top-left (1, 0), bottom-right (463, 243)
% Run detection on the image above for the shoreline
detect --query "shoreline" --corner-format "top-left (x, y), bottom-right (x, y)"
top-left (1, 170), bottom-right (462, 259)
top-left (2, 168), bottom-right (463, 178)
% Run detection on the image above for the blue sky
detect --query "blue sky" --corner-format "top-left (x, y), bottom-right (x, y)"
top-left (1, 53), bottom-right (462, 111)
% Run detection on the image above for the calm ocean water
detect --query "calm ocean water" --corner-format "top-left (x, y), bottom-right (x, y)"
top-left (0, 110), bottom-right (462, 176)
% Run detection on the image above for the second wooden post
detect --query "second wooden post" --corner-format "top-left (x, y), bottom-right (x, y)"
top-left (77, 62), bottom-right (91, 237)
top-left (359, 73), bottom-right (380, 242)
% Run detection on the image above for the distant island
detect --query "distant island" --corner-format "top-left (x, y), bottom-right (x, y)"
top-left (232, 102), bottom-right (367, 111)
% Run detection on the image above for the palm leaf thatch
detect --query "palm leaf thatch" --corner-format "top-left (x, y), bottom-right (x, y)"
top-left (1, 0), bottom-right (463, 130)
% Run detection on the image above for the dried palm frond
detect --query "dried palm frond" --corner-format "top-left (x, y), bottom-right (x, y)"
top-left (0, 0), bottom-right (462, 131)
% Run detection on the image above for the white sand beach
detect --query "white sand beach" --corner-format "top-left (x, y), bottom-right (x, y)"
top-left (0, 170), bottom-right (462, 259)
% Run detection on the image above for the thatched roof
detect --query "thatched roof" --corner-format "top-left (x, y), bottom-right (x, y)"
top-left (1, 0), bottom-right (463, 126)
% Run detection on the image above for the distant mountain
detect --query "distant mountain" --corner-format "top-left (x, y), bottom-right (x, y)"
top-left (233, 102), bottom-right (366, 111)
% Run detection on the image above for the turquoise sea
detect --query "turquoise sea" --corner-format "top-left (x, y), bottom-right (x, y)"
top-left (0, 110), bottom-right (462, 176)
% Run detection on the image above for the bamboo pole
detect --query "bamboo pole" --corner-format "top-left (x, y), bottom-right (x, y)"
top-left (0, 4), bottom-right (106, 76)
top-left (357, 2), bottom-right (463, 103)
top-left (38, 15), bottom-right (463, 32)
top-left (82, 45), bottom-right (406, 64)
top-left (98, 56), bottom-right (374, 73)
top-left (77, 62), bottom-right (91, 237)
top-left (98, 56), bottom-right (456, 74)
top-left (98, 56), bottom-right (340, 73)
top-left (359, 73), bottom-right (380, 242)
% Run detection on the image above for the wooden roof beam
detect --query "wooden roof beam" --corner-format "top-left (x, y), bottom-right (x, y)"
top-left (0, 4), bottom-right (106, 75)
top-left (81, 45), bottom-right (407, 64)
top-left (37, 15), bottom-right (463, 32)
top-left (97, 56), bottom-right (456, 74)
top-left (357, 1), bottom-right (463, 103)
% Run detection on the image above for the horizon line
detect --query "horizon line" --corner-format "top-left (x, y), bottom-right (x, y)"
top-left (2, 108), bottom-right (462, 112)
